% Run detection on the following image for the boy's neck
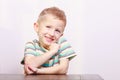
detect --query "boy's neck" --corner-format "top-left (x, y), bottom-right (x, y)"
top-left (38, 41), bottom-right (49, 50)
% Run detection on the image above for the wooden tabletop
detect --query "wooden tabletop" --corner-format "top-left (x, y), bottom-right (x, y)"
top-left (0, 74), bottom-right (103, 80)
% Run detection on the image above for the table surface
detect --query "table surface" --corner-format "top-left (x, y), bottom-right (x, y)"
top-left (0, 74), bottom-right (103, 80)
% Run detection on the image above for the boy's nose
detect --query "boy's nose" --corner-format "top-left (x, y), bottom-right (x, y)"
top-left (49, 30), bottom-right (55, 36)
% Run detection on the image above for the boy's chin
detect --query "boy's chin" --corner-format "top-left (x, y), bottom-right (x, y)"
top-left (44, 40), bottom-right (57, 46)
top-left (44, 42), bottom-right (51, 46)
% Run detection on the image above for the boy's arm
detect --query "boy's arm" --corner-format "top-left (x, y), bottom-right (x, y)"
top-left (24, 43), bottom-right (60, 68)
top-left (27, 58), bottom-right (69, 75)
top-left (24, 43), bottom-right (60, 74)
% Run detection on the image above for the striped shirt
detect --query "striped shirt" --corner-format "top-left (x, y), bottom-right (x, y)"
top-left (22, 36), bottom-right (76, 67)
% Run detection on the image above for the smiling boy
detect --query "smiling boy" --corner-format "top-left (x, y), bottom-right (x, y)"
top-left (21, 7), bottom-right (76, 75)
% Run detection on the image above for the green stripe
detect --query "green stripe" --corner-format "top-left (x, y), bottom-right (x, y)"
top-left (60, 43), bottom-right (71, 51)
top-left (57, 36), bottom-right (64, 43)
top-left (60, 50), bottom-right (75, 57)
top-left (25, 52), bottom-right (40, 56)
top-left (25, 44), bottom-right (36, 49)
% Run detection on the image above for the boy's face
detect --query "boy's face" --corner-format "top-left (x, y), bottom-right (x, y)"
top-left (34, 14), bottom-right (65, 48)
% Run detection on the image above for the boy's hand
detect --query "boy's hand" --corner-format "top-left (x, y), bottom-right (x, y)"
top-left (49, 43), bottom-right (60, 54)
top-left (24, 64), bottom-right (38, 75)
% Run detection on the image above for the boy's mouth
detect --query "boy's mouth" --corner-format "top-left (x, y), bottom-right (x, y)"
top-left (45, 36), bottom-right (55, 43)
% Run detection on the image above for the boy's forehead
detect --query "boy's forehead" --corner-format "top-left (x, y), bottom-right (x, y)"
top-left (41, 14), bottom-right (65, 26)
top-left (42, 14), bottom-right (58, 20)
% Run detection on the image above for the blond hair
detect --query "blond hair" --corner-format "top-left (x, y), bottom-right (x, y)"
top-left (37, 7), bottom-right (66, 26)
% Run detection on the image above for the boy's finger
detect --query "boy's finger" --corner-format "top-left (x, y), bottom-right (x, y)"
top-left (25, 64), bottom-right (33, 74)
top-left (28, 66), bottom-right (37, 73)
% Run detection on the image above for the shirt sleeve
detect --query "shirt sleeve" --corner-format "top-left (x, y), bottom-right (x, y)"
top-left (58, 37), bottom-right (76, 60)
top-left (24, 42), bottom-right (38, 56)
top-left (21, 42), bottom-right (38, 64)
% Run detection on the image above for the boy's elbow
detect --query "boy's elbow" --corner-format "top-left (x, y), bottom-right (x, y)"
top-left (58, 67), bottom-right (68, 74)
top-left (59, 71), bottom-right (67, 75)
top-left (59, 70), bottom-right (67, 75)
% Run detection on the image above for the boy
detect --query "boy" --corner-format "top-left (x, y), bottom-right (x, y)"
top-left (21, 7), bottom-right (76, 75)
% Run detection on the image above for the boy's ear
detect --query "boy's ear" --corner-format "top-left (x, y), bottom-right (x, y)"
top-left (34, 22), bottom-right (39, 33)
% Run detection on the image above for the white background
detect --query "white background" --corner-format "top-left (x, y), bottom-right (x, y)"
top-left (0, 0), bottom-right (120, 80)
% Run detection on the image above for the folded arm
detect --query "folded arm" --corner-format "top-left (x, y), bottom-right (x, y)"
top-left (25, 58), bottom-right (69, 75)
top-left (24, 51), bottom-right (55, 75)
top-left (37, 58), bottom-right (69, 74)
top-left (24, 43), bottom-right (60, 68)
top-left (24, 51), bottom-right (55, 67)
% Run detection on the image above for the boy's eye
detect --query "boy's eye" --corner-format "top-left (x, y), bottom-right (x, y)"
top-left (55, 29), bottom-right (61, 33)
top-left (46, 26), bottom-right (51, 28)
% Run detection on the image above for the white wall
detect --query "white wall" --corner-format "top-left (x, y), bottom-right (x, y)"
top-left (0, 0), bottom-right (120, 80)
